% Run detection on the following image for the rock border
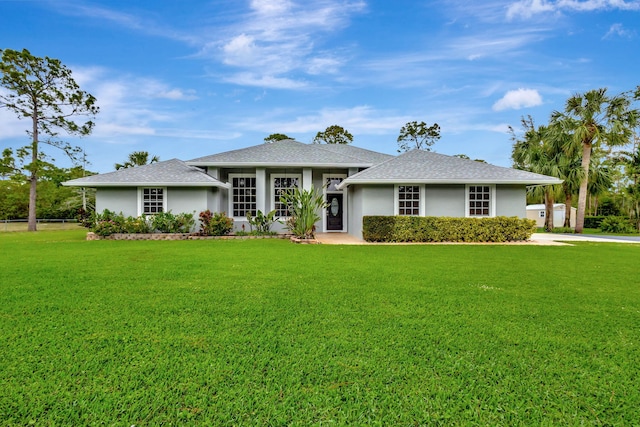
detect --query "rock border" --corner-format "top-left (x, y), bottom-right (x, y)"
top-left (86, 232), bottom-right (291, 241)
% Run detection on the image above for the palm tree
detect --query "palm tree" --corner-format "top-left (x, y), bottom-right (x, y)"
top-left (550, 88), bottom-right (638, 233)
top-left (115, 151), bottom-right (160, 170)
top-left (510, 117), bottom-right (561, 231)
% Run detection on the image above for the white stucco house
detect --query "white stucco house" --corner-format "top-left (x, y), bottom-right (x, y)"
top-left (63, 139), bottom-right (562, 238)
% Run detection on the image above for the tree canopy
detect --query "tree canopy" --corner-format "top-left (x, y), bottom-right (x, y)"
top-left (264, 133), bottom-right (292, 143)
top-left (0, 48), bottom-right (99, 230)
top-left (312, 125), bottom-right (353, 145)
top-left (115, 151), bottom-right (159, 170)
top-left (397, 121), bottom-right (441, 152)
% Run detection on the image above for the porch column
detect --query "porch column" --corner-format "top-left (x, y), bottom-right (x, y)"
top-left (302, 168), bottom-right (313, 191)
top-left (256, 167), bottom-right (266, 212)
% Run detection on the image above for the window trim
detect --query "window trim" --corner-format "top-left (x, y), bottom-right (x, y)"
top-left (229, 174), bottom-right (257, 220)
top-left (138, 187), bottom-right (167, 216)
top-left (465, 184), bottom-right (496, 218)
top-left (394, 184), bottom-right (425, 216)
top-left (271, 174), bottom-right (301, 218)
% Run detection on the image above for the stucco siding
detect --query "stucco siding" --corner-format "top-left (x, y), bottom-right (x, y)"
top-left (425, 185), bottom-right (466, 217)
top-left (96, 188), bottom-right (137, 217)
top-left (496, 185), bottom-right (526, 217)
top-left (166, 187), bottom-right (208, 216)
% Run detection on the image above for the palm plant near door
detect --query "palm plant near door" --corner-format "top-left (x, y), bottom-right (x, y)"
top-left (279, 186), bottom-right (328, 239)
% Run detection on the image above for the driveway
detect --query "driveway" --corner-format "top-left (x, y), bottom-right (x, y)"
top-left (315, 232), bottom-right (640, 245)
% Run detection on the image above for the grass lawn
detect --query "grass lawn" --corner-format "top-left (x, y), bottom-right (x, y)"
top-left (1, 231), bottom-right (639, 425)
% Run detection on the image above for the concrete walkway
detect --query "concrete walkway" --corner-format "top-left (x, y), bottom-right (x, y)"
top-left (315, 232), bottom-right (640, 245)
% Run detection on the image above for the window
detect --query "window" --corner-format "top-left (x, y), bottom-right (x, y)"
top-left (273, 176), bottom-right (300, 217)
top-left (231, 175), bottom-right (256, 217)
top-left (398, 185), bottom-right (420, 216)
top-left (325, 177), bottom-right (344, 191)
top-left (142, 188), bottom-right (164, 214)
top-left (468, 185), bottom-right (491, 216)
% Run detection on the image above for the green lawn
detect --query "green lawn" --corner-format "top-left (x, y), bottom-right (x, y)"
top-left (1, 231), bottom-right (639, 425)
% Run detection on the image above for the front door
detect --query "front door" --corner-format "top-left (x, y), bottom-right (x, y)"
top-left (326, 193), bottom-right (343, 231)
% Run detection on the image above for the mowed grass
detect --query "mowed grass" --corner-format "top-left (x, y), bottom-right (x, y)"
top-left (1, 231), bottom-right (639, 425)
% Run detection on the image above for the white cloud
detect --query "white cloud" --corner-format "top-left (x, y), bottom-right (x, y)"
top-left (507, 0), bottom-right (640, 19)
top-left (603, 23), bottom-right (636, 39)
top-left (492, 88), bottom-right (543, 111)
top-left (223, 73), bottom-right (309, 90)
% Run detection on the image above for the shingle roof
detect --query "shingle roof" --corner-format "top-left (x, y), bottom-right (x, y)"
top-left (62, 159), bottom-right (230, 188)
top-left (338, 149), bottom-right (563, 187)
top-left (187, 139), bottom-right (391, 167)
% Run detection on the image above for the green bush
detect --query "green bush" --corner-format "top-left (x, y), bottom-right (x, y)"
top-left (90, 210), bottom-right (195, 236)
top-left (551, 227), bottom-right (574, 234)
top-left (584, 216), bottom-right (606, 229)
top-left (362, 216), bottom-right (537, 242)
top-left (199, 210), bottom-right (233, 236)
top-left (247, 209), bottom-right (278, 234)
top-left (600, 216), bottom-right (636, 234)
top-left (151, 211), bottom-right (195, 233)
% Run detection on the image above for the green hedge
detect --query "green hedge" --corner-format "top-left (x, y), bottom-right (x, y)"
top-left (584, 216), bottom-right (606, 229)
top-left (362, 216), bottom-right (537, 243)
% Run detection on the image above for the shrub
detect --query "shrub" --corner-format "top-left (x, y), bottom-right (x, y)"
top-left (199, 210), bottom-right (233, 236)
top-left (362, 216), bottom-right (537, 243)
top-left (90, 210), bottom-right (126, 236)
top-left (584, 216), bottom-right (606, 229)
top-left (600, 216), bottom-right (636, 234)
top-left (279, 186), bottom-right (327, 239)
top-left (123, 215), bottom-right (153, 234)
top-left (247, 209), bottom-right (278, 234)
top-left (151, 211), bottom-right (195, 233)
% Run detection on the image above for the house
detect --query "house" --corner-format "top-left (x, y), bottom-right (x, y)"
top-left (526, 203), bottom-right (577, 228)
top-left (63, 139), bottom-right (562, 238)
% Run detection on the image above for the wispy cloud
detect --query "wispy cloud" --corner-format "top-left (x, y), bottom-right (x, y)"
top-left (603, 23), bottom-right (636, 39)
top-left (493, 88), bottom-right (543, 111)
top-left (207, 0), bottom-right (366, 89)
top-left (507, 0), bottom-right (640, 20)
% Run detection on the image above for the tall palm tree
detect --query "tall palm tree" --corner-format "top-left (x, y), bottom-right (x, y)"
top-left (510, 117), bottom-right (561, 231)
top-left (550, 88), bottom-right (638, 233)
top-left (115, 151), bottom-right (160, 170)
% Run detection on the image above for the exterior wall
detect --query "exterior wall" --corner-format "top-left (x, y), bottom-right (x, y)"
top-left (425, 185), bottom-right (466, 217)
top-left (96, 188), bottom-right (138, 217)
top-left (496, 185), bottom-right (527, 217)
top-left (166, 187), bottom-right (209, 216)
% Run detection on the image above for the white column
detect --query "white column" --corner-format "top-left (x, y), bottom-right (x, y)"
top-left (256, 168), bottom-right (266, 212)
top-left (302, 168), bottom-right (313, 190)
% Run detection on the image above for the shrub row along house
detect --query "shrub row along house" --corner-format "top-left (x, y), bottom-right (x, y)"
top-left (63, 139), bottom-right (561, 239)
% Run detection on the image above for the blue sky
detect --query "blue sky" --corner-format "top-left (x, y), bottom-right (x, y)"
top-left (1, 0), bottom-right (639, 173)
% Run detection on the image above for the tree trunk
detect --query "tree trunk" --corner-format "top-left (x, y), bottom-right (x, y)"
top-left (544, 188), bottom-right (554, 232)
top-left (564, 191), bottom-right (572, 228)
top-left (27, 112), bottom-right (38, 232)
top-left (575, 142), bottom-right (592, 233)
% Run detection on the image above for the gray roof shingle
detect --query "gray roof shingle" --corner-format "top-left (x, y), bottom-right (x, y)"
top-left (339, 149), bottom-right (563, 187)
top-left (187, 139), bottom-right (391, 167)
top-left (63, 159), bottom-right (229, 188)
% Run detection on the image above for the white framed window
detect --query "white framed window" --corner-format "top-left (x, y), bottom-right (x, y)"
top-left (272, 175), bottom-right (301, 217)
top-left (230, 174), bottom-right (256, 218)
top-left (395, 185), bottom-right (423, 216)
top-left (466, 185), bottom-right (495, 217)
top-left (139, 187), bottom-right (167, 215)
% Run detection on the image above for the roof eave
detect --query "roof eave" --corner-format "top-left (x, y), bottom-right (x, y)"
top-left (185, 161), bottom-right (372, 168)
top-left (63, 181), bottom-right (232, 189)
top-left (337, 178), bottom-right (563, 189)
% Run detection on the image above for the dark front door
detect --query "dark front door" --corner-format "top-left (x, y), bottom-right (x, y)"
top-left (326, 193), bottom-right (343, 231)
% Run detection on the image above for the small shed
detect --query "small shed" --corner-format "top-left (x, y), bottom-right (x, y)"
top-left (526, 204), bottom-right (577, 228)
